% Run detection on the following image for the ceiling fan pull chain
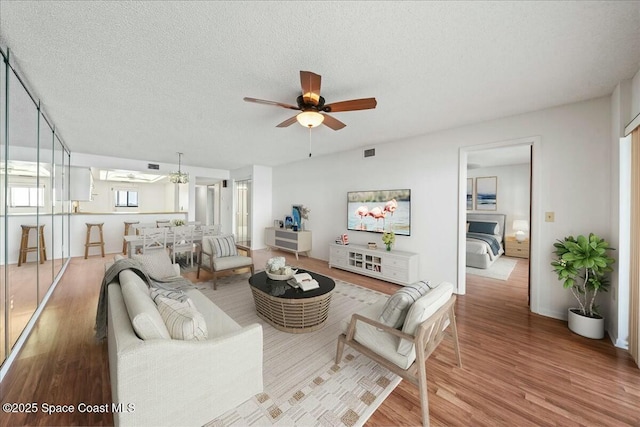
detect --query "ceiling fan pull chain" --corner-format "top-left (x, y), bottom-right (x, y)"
top-left (309, 127), bottom-right (312, 157)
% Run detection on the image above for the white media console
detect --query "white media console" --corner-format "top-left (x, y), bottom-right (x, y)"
top-left (329, 243), bottom-right (419, 286)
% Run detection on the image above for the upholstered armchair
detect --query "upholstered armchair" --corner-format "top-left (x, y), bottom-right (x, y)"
top-left (335, 281), bottom-right (461, 427)
top-left (197, 234), bottom-right (254, 289)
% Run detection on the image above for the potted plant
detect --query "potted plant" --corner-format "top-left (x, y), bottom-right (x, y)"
top-left (551, 233), bottom-right (615, 339)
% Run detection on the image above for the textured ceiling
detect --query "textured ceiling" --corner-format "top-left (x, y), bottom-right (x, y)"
top-left (1, 1), bottom-right (639, 170)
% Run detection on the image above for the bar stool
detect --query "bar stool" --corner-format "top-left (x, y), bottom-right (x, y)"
top-left (18, 224), bottom-right (47, 267)
top-left (85, 223), bottom-right (105, 259)
top-left (122, 221), bottom-right (139, 255)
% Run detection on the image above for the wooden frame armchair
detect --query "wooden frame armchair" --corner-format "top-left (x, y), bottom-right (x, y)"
top-left (336, 293), bottom-right (461, 427)
top-left (196, 234), bottom-right (254, 289)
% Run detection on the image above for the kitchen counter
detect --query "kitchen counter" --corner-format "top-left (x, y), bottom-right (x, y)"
top-left (69, 212), bottom-right (189, 258)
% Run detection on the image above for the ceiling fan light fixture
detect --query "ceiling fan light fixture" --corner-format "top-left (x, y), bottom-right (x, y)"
top-left (168, 152), bottom-right (189, 184)
top-left (296, 111), bottom-right (324, 128)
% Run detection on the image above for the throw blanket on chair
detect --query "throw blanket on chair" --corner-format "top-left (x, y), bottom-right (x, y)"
top-left (94, 258), bottom-right (194, 342)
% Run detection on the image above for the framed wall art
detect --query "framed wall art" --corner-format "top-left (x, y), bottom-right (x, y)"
top-left (466, 178), bottom-right (473, 210)
top-left (475, 176), bottom-right (497, 211)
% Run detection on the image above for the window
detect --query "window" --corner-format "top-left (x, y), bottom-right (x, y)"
top-left (115, 190), bottom-right (138, 207)
top-left (9, 186), bottom-right (44, 207)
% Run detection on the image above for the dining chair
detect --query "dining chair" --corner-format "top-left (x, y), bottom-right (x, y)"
top-left (134, 223), bottom-right (156, 235)
top-left (140, 227), bottom-right (168, 253)
top-left (201, 224), bottom-right (222, 237)
top-left (169, 225), bottom-right (196, 267)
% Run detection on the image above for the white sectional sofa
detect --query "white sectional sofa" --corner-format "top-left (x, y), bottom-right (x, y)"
top-left (107, 266), bottom-right (263, 426)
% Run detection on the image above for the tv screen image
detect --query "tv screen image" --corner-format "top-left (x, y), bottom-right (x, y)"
top-left (347, 189), bottom-right (411, 236)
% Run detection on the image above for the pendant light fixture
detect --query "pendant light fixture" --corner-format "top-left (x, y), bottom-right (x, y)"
top-left (168, 152), bottom-right (189, 184)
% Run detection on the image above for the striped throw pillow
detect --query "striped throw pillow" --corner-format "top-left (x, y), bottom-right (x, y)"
top-left (156, 296), bottom-right (208, 341)
top-left (150, 287), bottom-right (189, 304)
top-left (378, 280), bottom-right (433, 329)
top-left (211, 235), bottom-right (238, 258)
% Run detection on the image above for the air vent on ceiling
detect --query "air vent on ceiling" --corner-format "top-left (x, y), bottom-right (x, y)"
top-left (148, 163), bottom-right (160, 170)
top-left (364, 148), bottom-right (375, 158)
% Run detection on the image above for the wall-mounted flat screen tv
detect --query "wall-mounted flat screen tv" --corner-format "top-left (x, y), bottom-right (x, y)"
top-left (347, 189), bottom-right (411, 236)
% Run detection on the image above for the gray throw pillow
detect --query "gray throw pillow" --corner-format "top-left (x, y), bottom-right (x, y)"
top-left (378, 280), bottom-right (433, 329)
top-left (133, 250), bottom-right (177, 281)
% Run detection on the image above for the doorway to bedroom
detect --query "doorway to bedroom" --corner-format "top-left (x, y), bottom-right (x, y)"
top-left (460, 141), bottom-right (533, 308)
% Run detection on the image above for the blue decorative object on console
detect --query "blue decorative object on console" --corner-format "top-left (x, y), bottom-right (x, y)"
top-left (284, 216), bottom-right (294, 229)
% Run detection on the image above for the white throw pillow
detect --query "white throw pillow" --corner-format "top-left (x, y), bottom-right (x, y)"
top-left (378, 281), bottom-right (433, 328)
top-left (397, 282), bottom-right (453, 356)
top-left (156, 296), bottom-right (208, 341)
top-left (133, 250), bottom-right (177, 281)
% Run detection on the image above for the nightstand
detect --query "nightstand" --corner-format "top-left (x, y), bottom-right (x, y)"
top-left (505, 236), bottom-right (529, 258)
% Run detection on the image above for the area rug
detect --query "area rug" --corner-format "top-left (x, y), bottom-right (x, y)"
top-left (466, 256), bottom-right (517, 281)
top-left (197, 274), bottom-right (402, 427)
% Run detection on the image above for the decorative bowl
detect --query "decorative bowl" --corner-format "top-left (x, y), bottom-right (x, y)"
top-left (266, 269), bottom-right (297, 281)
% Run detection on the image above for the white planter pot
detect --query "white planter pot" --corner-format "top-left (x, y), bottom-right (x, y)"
top-left (567, 308), bottom-right (604, 339)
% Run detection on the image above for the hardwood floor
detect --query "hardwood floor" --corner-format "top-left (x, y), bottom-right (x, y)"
top-left (1, 250), bottom-right (638, 426)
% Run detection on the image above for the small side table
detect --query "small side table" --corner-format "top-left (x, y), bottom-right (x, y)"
top-left (505, 236), bottom-right (529, 258)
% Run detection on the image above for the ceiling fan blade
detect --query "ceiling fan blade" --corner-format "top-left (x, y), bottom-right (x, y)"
top-left (300, 71), bottom-right (322, 105)
top-left (243, 97), bottom-right (299, 110)
top-left (276, 115), bottom-right (299, 128)
top-left (323, 97), bottom-right (377, 113)
top-left (321, 113), bottom-right (346, 131)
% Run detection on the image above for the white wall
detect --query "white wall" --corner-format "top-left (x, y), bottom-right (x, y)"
top-left (195, 185), bottom-right (207, 223)
top-left (251, 165), bottom-right (273, 250)
top-left (272, 96), bottom-right (611, 326)
top-left (467, 164), bottom-right (530, 237)
top-left (631, 68), bottom-right (640, 121)
top-left (78, 180), bottom-right (174, 213)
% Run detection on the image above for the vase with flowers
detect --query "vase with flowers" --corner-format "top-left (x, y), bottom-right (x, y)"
top-left (300, 206), bottom-right (311, 230)
top-left (382, 231), bottom-right (395, 251)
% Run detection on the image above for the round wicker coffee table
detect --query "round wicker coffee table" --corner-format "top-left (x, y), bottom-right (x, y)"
top-left (248, 270), bottom-right (335, 333)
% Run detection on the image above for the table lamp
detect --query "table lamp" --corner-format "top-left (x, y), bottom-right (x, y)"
top-left (513, 220), bottom-right (529, 242)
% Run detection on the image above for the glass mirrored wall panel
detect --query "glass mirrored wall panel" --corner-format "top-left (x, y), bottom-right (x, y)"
top-left (53, 135), bottom-right (67, 279)
top-left (7, 68), bottom-right (39, 349)
top-left (0, 49), bottom-right (72, 368)
top-left (39, 111), bottom-right (54, 302)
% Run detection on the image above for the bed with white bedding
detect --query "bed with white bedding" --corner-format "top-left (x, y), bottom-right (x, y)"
top-left (466, 213), bottom-right (506, 269)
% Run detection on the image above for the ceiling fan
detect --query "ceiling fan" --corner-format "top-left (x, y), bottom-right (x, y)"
top-left (243, 71), bottom-right (377, 130)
